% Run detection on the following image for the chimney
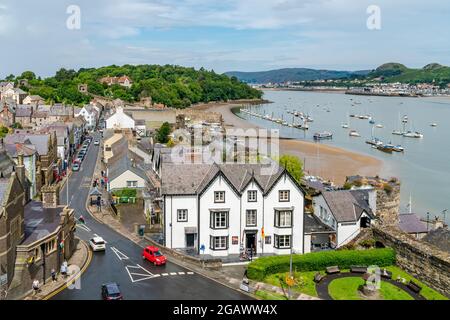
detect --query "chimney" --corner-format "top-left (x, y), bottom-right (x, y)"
top-left (41, 184), bottom-right (60, 208)
top-left (16, 152), bottom-right (29, 202)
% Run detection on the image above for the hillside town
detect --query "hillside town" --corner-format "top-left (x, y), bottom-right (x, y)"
top-left (0, 76), bottom-right (448, 301)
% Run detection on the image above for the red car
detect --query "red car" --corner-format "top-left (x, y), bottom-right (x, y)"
top-left (142, 246), bottom-right (166, 265)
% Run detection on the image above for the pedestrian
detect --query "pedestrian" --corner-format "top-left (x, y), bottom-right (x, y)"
top-left (51, 268), bottom-right (57, 282)
top-left (61, 261), bottom-right (68, 278)
top-left (101, 179), bottom-right (104, 188)
top-left (32, 279), bottom-right (40, 295)
top-left (79, 215), bottom-right (85, 224)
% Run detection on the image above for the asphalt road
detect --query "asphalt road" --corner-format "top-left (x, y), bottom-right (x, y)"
top-left (53, 132), bottom-right (250, 300)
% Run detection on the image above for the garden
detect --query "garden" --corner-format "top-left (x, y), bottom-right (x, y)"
top-left (247, 249), bottom-right (448, 301)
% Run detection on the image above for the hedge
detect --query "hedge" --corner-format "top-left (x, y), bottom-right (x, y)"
top-left (247, 248), bottom-right (396, 281)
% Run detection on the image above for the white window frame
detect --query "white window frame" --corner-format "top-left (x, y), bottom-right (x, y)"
top-left (247, 190), bottom-right (257, 202)
top-left (210, 236), bottom-right (228, 250)
top-left (275, 210), bottom-right (292, 228)
top-left (210, 211), bottom-right (228, 229)
top-left (275, 235), bottom-right (291, 249)
top-left (177, 209), bottom-right (188, 222)
top-left (214, 191), bottom-right (225, 203)
top-left (126, 180), bottom-right (138, 188)
top-left (246, 210), bottom-right (257, 227)
top-left (279, 190), bottom-right (290, 202)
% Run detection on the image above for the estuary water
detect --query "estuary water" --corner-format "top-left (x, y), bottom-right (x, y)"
top-left (237, 90), bottom-right (450, 223)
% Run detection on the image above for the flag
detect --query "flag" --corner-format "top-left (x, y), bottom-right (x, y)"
top-left (261, 227), bottom-right (265, 238)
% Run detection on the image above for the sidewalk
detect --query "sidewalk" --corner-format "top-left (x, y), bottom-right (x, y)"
top-left (24, 238), bottom-right (90, 300)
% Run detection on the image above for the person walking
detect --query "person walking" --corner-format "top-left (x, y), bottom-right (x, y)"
top-left (32, 280), bottom-right (40, 295)
top-left (51, 268), bottom-right (57, 282)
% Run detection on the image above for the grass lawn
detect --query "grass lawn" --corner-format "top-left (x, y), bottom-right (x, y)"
top-left (329, 277), bottom-right (364, 300)
top-left (264, 271), bottom-right (321, 297)
top-left (254, 290), bottom-right (288, 300)
top-left (384, 266), bottom-right (448, 300)
top-left (329, 277), bottom-right (414, 300)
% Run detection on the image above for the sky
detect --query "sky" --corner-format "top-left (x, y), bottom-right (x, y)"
top-left (1, 0), bottom-right (450, 78)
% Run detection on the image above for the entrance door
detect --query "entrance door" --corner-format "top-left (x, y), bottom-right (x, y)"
top-left (186, 234), bottom-right (195, 248)
top-left (245, 232), bottom-right (257, 254)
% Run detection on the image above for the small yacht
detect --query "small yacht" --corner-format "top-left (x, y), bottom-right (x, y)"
top-left (392, 130), bottom-right (404, 136)
top-left (393, 145), bottom-right (405, 152)
top-left (369, 119), bottom-right (375, 124)
top-left (341, 123), bottom-right (349, 129)
top-left (376, 124), bottom-right (384, 128)
top-left (430, 123), bottom-right (438, 127)
top-left (403, 131), bottom-right (423, 138)
top-left (314, 132), bottom-right (333, 140)
top-left (349, 130), bottom-right (361, 137)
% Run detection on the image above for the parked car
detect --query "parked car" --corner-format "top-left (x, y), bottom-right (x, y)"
top-left (94, 140), bottom-right (100, 146)
top-left (101, 283), bottom-right (123, 300)
top-left (72, 163), bottom-right (80, 171)
top-left (89, 237), bottom-right (106, 251)
top-left (142, 246), bottom-right (166, 265)
top-left (76, 154), bottom-right (84, 162)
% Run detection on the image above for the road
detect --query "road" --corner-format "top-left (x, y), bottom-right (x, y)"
top-left (53, 132), bottom-right (250, 300)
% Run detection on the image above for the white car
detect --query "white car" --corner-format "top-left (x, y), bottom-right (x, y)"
top-left (94, 140), bottom-right (100, 146)
top-left (89, 237), bottom-right (106, 252)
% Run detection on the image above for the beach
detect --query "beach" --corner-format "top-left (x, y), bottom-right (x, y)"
top-left (193, 101), bottom-right (383, 185)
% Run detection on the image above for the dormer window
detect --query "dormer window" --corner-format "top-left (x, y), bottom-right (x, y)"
top-left (248, 190), bottom-right (257, 202)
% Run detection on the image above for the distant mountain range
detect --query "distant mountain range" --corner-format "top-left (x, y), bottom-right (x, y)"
top-left (224, 68), bottom-right (371, 83)
top-left (225, 63), bottom-right (450, 86)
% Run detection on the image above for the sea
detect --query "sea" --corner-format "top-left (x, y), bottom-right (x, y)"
top-left (235, 89), bottom-right (450, 224)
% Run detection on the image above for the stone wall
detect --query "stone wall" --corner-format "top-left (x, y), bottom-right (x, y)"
top-left (373, 225), bottom-right (450, 297)
top-left (375, 183), bottom-right (401, 226)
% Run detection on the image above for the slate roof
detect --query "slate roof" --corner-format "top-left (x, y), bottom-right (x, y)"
top-left (398, 213), bottom-right (428, 234)
top-left (15, 105), bottom-right (33, 117)
top-left (0, 178), bottom-right (10, 208)
top-left (108, 153), bottom-right (148, 182)
top-left (4, 143), bottom-right (36, 157)
top-left (304, 214), bottom-right (335, 234)
top-left (22, 201), bottom-right (65, 246)
top-left (161, 162), bottom-right (290, 196)
top-left (5, 133), bottom-right (50, 156)
top-left (321, 190), bottom-right (373, 223)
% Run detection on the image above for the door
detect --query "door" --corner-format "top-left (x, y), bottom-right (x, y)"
top-left (245, 233), bottom-right (257, 254)
top-left (186, 234), bottom-right (195, 248)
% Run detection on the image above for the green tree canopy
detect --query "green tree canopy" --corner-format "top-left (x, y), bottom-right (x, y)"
top-left (278, 154), bottom-right (304, 183)
top-left (20, 71), bottom-right (36, 80)
top-left (156, 122), bottom-right (172, 144)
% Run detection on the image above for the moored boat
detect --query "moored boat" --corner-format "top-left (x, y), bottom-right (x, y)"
top-left (313, 131), bottom-right (333, 140)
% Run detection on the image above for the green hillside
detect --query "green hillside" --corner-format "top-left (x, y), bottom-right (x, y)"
top-left (368, 62), bottom-right (450, 86)
top-left (7, 64), bottom-right (262, 108)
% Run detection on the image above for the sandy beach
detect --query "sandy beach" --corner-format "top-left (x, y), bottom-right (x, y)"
top-left (192, 101), bottom-right (383, 185)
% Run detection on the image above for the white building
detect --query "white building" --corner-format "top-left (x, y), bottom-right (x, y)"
top-left (107, 154), bottom-right (148, 191)
top-left (75, 105), bottom-right (99, 130)
top-left (161, 163), bottom-right (305, 257)
top-left (312, 190), bottom-right (375, 247)
top-left (105, 107), bottom-right (135, 130)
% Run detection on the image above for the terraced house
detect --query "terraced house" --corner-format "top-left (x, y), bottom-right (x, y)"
top-left (162, 163), bottom-right (305, 257)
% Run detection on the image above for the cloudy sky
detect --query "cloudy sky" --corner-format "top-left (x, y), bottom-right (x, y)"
top-left (1, 0), bottom-right (449, 78)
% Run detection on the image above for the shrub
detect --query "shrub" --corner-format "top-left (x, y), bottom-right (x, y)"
top-left (112, 188), bottom-right (137, 198)
top-left (247, 248), bottom-right (396, 281)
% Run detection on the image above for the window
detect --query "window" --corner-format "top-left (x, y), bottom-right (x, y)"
top-left (275, 210), bottom-right (292, 228)
top-left (274, 235), bottom-right (291, 249)
top-left (210, 211), bottom-right (228, 229)
top-left (214, 191), bottom-right (225, 203)
top-left (177, 209), bottom-right (188, 222)
top-left (210, 236), bottom-right (228, 250)
top-left (126, 181), bottom-right (138, 188)
top-left (279, 190), bottom-right (290, 202)
top-left (247, 190), bottom-right (257, 202)
top-left (246, 210), bottom-right (257, 227)
top-left (265, 236), bottom-right (272, 245)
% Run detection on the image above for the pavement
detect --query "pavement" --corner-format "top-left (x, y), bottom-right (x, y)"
top-left (51, 131), bottom-right (251, 300)
top-left (24, 238), bottom-right (91, 300)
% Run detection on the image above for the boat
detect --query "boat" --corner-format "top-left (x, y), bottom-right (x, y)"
top-left (403, 131), bottom-right (423, 138)
top-left (392, 130), bottom-right (404, 135)
top-left (376, 124), bottom-right (384, 128)
top-left (430, 123), bottom-right (438, 127)
top-left (377, 144), bottom-right (394, 153)
top-left (313, 132), bottom-right (333, 140)
top-left (393, 145), bottom-right (405, 152)
top-left (349, 130), bottom-right (361, 137)
top-left (366, 138), bottom-right (383, 146)
top-left (341, 123), bottom-right (349, 129)
top-left (369, 119), bottom-right (375, 124)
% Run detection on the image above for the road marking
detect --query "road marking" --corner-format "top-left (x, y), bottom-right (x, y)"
top-left (110, 247), bottom-right (129, 260)
top-left (162, 273), bottom-right (169, 276)
top-left (187, 272), bottom-right (194, 275)
top-left (170, 272), bottom-right (177, 276)
top-left (178, 272), bottom-right (185, 275)
top-left (125, 264), bottom-right (155, 283)
top-left (76, 223), bottom-right (91, 232)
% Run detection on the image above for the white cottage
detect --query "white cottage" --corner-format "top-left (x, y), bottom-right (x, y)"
top-left (105, 107), bottom-right (135, 130)
top-left (312, 190), bottom-right (375, 247)
top-left (162, 163), bottom-right (305, 257)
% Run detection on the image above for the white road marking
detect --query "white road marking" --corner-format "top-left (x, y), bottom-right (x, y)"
top-left (187, 272), bottom-right (194, 275)
top-left (76, 223), bottom-right (91, 232)
top-left (162, 273), bottom-right (169, 276)
top-left (178, 272), bottom-right (185, 275)
top-left (170, 272), bottom-right (177, 275)
top-left (110, 247), bottom-right (129, 260)
top-left (125, 264), bottom-right (155, 283)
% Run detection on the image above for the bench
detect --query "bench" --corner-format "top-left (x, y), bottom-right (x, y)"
top-left (380, 269), bottom-right (393, 280)
top-left (351, 266), bottom-right (367, 274)
top-left (314, 273), bottom-right (325, 283)
top-left (326, 266), bottom-right (340, 275)
top-left (407, 281), bottom-right (422, 293)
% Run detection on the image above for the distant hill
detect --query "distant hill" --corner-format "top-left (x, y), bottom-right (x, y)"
top-left (367, 62), bottom-right (450, 86)
top-left (224, 68), bottom-right (370, 84)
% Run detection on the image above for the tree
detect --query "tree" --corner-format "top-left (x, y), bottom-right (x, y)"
top-left (0, 126), bottom-right (9, 139)
top-left (5, 74), bottom-right (15, 81)
top-left (54, 68), bottom-right (77, 82)
top-left (11, 122), bottom-right (23, 129)
top-left (156, 122), bottom-right (171, 144)
top-left (278, 155), bottom-right (304, 183)
top-left (20, 71), bottom-right (36, 80)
